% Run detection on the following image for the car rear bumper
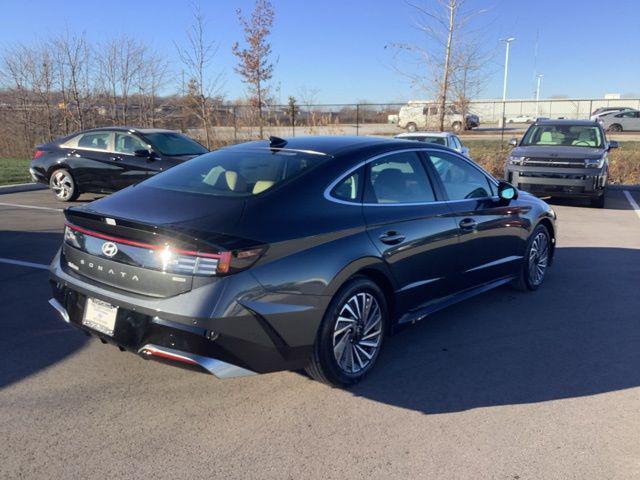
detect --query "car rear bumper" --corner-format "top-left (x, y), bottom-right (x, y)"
top-left (505, 165), bottom-right (607, 198)
top-left (49, 249), bottom-right (328, 378)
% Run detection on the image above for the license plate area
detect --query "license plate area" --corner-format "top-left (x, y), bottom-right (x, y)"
top-left (82, 297), bottom-right (118, 336)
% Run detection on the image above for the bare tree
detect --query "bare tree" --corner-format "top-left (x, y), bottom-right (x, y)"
top-left (232, 0), bottom-right (276, 138)
top-left (54, 31), bottom-right (90, 130)
top-left (450, 41), bottom-right (491, 128)
top-left (136, 50), bottom-right (169, 127)
top-left (175, 3), bottom-right (222, 148)
top-left (389, 0), bottom-right (487, 130)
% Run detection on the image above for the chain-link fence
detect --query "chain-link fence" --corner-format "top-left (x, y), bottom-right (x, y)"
top-left (2, 98), bottom-right (640, 158)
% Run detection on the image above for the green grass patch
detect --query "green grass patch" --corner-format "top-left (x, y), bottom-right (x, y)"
top-left (0, 158), bottom-right (31, 185)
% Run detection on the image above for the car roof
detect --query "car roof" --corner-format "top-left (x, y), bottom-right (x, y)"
top-left (224, 135), bottom-right (455, 157)
top-left (534, 119), bottom-right (601, 127)
top-left (395, 132), bottom-right (450, 138)
top-left (72, 127), bottom-right (179, 135)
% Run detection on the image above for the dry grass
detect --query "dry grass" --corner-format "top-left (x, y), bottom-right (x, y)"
top-left (466, 139), bottom-right (640, 186)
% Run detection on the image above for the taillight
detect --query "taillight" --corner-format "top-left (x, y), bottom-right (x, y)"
top-left (63, 224), bottom-right (264, 276)
top-left (33, 150), bottom-right (44, 160)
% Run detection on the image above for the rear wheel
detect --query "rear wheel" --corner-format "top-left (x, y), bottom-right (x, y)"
top-left (406, 122), bottom-right (417, 132)
top-left (609, 124), bottom-right (623, 132)
top-left (512, 224), bottom-right (551, 291)
top-left (452, 121), bottom-right (462, 133)
top-left (306, 277), bottom-right (387, 387)
top-left (49, 169), bottom-right (79, 202)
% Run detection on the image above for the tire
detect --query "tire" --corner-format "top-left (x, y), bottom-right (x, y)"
top-left (49, 169), bottom-right (79, 202)
top-left (609, 124), bottom-right (622, 132)
top-left (305, 276), bottom-right (387, 387)
top-left (452, 121), bottom-right (462, 133)
top-left (511, 224), bottom-right (551, 292)
top-left (406, 122), bottom-right (417, 133)
top-left (590, 194), bottom-right (605, 208)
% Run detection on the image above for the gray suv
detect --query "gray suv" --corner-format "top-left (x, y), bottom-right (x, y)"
top-left (504, 119), bottom-right (618, 208)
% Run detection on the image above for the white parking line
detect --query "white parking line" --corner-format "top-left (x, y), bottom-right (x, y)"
top-left (623, 190), bottom-right (640, 219)
top-left (0, 257), bottom-right (49, 270)
top-left (0, 202), bottom-right (63, 212)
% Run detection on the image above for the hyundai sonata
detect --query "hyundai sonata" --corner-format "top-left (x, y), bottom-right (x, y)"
top-left (49, 136), bottom-right (556, 387)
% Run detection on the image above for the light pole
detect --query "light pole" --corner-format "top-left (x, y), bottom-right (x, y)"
top-left (500, 37), bottom-right (515, 143)
top-left (535, 74), bottom-right (543, 117)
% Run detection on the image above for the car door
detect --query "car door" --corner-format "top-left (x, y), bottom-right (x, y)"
top-left (62, 130), bottom-right (115, 192)
top-left (425, 149), bottom-right (529, 291)
top-left (363, 150), bottom-right (460, 316)
top-left (110, 132), bottom-right (157, 190)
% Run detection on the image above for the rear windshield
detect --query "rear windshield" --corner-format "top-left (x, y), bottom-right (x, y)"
top-left (142, 132), bottom-right (208, 156)
top-left (401, 136), bottom-right (447, 145)
top-left (521, 125), bottom-right (603, 148)
top-left (143, 148), bottom-right (326, 197)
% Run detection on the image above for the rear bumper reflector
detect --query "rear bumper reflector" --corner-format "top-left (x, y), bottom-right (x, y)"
top-left (138, 344), bottom-right (257, 379)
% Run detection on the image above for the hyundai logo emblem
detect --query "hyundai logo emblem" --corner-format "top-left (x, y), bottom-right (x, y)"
top-left (101, 242), bottom-right (118, 258)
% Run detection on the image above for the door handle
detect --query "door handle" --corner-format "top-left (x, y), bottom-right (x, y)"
top-left (459, 218), bottom-right (478, 230)
top-left (110, 156), bottom-right (122, 161)
top-left (379, 231), bottom-right (405, 245)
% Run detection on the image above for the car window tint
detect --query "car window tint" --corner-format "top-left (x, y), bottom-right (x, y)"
top-left (115, 133), bottom-right (149, 154)
top-left (332, 169), bottom-right (362, 202)
top-left (77, 132), bottom-right (110, 150)
top-left (368, 152), bottom-right (435, 204)
top-left (143, 149), bottom-right (325, 197)
top-left (429, 152), bottom-right (492, 200)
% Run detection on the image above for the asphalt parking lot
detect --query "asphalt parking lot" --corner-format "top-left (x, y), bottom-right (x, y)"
top-left (2, 187), bottom-right (640, 479)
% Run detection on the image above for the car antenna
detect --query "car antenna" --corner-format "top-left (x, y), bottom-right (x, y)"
top-left (268, 136), bottom-right (287, 148)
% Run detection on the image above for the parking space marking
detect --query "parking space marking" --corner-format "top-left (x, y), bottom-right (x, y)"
top-left (0, 202), bottom-right (63, 212)
top-left (623, 190), bottom-right (640, 219)
top-left (0, 257), bottom-right (49, 270)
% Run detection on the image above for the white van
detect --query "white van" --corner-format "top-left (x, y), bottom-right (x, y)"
top-left (398, 102), bottom-right (479, 133)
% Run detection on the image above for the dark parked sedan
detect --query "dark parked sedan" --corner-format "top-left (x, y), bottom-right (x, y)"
top-left (48, 136), bottom-right (556, 387)
top-left (30, 127), bottom-right (208, 201)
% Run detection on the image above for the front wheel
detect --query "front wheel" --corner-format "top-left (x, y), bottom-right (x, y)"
top-left (609, 124), bottom-right (623, 132)
top-left (590, 194), bottom-right (605, 208)
top-left (406, 122), bottom-right (417, 132)
top-left (49, 169), bottom-right (79, 202)
top-left (512, 224), bottom-right (551, 291)
top-left (305, 277), bottom-right (387, 387)
top-left (452, 121), bottom-right (462, 133)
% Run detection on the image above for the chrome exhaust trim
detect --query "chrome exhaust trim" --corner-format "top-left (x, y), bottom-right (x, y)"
top-left (138, 344), bottom-right (256, 379)
top-left (48, 298), bottom-right (70, 323)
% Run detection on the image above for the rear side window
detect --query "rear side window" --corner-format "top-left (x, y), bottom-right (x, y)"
top-left (367, 152), bottom-right (435, 204)
top-left (143, 149), bottom-right (326, 197)
top-left (76, 132), bottom-right (110, 150)
top-left (332, 169), bottom-right (362, 202)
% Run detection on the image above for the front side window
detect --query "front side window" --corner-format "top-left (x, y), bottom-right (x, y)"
top-left (141, 132), bottom-right (208, 156)
top-left (367, 152), bottom-right (435, 204)
top-left (521, 125), bottom-right (604, 148)
top-left (429, 152), bottom-right (493, 200)
top-left (143, 148), bottom-right (326, 197)
top-left (76, 132), bottom-right (110, 150)
top-left (115, 133), bottom-right (149, 154)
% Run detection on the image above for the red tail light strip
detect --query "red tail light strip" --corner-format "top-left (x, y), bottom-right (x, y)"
top-left (65, 223), bottom-right (225, 259)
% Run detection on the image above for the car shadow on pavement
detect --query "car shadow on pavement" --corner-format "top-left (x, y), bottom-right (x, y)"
top-left (0, 231), bottom-right (89, 389)
top-left (352, 246), bottom-right (640, 414)
top-left (546, 189), bottom-right (636, 211)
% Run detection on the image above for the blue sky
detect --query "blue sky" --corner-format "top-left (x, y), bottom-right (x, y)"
top-left (1, 0), bottom-right (639, 103)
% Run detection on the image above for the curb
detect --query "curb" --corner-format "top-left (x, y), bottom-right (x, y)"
top-left (0, 183), bottom-right (47, 195)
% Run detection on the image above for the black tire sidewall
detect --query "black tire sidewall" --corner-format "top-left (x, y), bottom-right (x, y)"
top-left (522, 224), bottom-right (550, 291)
top-left (314, 277), bottom-right (387, 387)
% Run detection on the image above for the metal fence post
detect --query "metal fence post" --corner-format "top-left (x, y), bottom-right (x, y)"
top-left (233, 105), bottom-right (237, 143)
top-left (356, 104), bottom-right (359, 136)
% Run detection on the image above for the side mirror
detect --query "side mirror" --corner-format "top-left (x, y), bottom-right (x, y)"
top-left (134, 149), bottom-right (151, 158)
top-left (508, 138), bottom-right (518, 147)
top-left (498, 181), bottom-right (518, 201)
top-left (608, 140), bottom-right (619, 149)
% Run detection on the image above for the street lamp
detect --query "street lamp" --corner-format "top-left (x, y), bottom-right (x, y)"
top-left (500, 37), bottom-right (515, 142)
top-left (535, 74), bottom-right (544, 116)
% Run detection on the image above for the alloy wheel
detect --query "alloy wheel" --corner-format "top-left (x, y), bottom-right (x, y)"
top-left (528, 231), bottom-right (549, 286)
top-left (332, 292), bottom-right (383, 374)
top-left (51, 171), bottom-right (74, 200)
